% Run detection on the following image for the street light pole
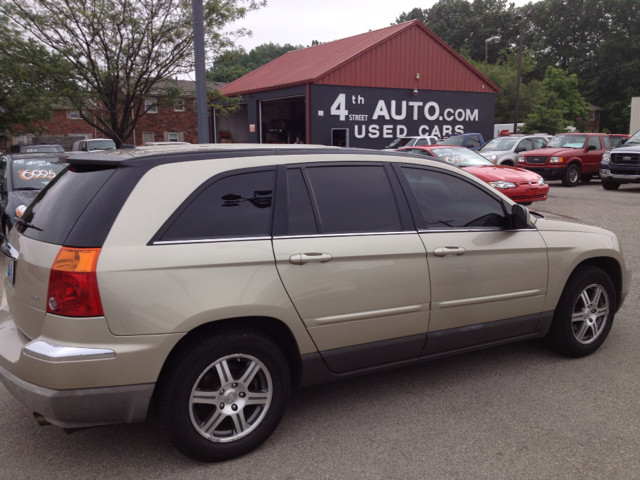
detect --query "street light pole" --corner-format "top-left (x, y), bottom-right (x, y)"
top-left (513, 9), bottom-right (533, 135)
top-left (484, 35), bottom-right (501, 77)
top-left (192, 0), bottom-right (209, 144)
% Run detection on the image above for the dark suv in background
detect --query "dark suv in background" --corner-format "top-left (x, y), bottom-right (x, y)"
top-left (599, 130), bottom-right (640, 190)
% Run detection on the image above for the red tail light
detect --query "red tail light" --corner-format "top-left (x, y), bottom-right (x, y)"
top-left (47, 247), bottom-right (103, 317)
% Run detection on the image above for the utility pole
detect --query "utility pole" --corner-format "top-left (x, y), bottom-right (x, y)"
top-left (192, 0), bottom-right (209, 143)
top-left (514, 9), bottom-right (534, 135)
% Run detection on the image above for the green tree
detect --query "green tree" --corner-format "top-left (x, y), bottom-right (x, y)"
top-left (0, 17), bottom-right (71, 138)
top-left (2, 0), bottom-right (264, 147)
top-left (396, 0), bottom-right (523, 64)
top-left (464, 47), bottom-right (541, 124)
top-left (522, 66), bottom-right (589, 134)
top-left (209, 42), bottom-right (303, 83)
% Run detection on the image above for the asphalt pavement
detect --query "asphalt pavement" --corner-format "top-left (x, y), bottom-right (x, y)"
top-left (1, 179), bottom-right (639, 479)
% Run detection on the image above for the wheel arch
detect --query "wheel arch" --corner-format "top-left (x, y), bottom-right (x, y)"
top-left (573, 257), bottom-right (623, 312)
top-left (566, 157), bottom-right (583, 169)
top-left (156, 316), bottom-right (304, 392)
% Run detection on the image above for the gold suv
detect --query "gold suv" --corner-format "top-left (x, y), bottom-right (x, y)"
top-left (0, 144), bottom-right (631, 462)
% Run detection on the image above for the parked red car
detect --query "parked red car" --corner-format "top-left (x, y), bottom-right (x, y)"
top-left (517, 133), bottom-right (611, 187)
top-left (397, 145), bottom-right (549, 205)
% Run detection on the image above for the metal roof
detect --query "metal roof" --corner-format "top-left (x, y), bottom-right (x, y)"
top-left (220, 20), bottom-right (499, 96)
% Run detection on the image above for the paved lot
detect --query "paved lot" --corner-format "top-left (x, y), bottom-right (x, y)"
top-left (1, 179), bottom-right (639, 479)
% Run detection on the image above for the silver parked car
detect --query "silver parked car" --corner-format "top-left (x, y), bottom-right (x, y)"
top-left (0, 144), bottom-right (631, 462)
top-left (480, 134), bottom-right (549, 166)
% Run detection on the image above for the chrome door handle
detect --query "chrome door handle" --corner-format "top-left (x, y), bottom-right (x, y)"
top-left (433, 246), bottom-right (466, 257)
top-left (289, 253), bottom-right (333, 265)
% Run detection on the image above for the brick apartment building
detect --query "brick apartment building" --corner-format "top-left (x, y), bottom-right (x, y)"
top-left (5, 80), bottom-right (225, 150)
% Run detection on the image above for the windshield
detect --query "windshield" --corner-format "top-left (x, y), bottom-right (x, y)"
top-left (88, 140), bottom-right (116, 151)
top-left (625, 130), bottom-right (640, 145)
top-left (437, 136), bottom-right (465, 146)
top-left (20, 145), bottom-right (64, 153)
top-left (547, 134), bottom-right (587, 149)
top-left (10, 158), bottom-right (68, 190)
top-left (428, 147), bottom-right (493, 167)
top-left (480, 138), bottom-right (518, 151)
top-left (386, 138), bottom-right (413, 149)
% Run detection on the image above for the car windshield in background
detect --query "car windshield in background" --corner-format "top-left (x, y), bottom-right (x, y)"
top-left (387, 138), bottom-right (412, 148)
top-left (20, 145), bottom-right (64, 153)
top-left (625, 131), bottom-right (640, 145)
top-left (437, 136), bottom-right (465, 146)
top-left (88, 140), bottom-right (116, 151)
top-left (609, 137), bottom-right (627, 148)
top-left (480, 138), bottom-right (518, 151)
top-left (429, 147), bottom-right (493, 167)
top-left (547, 135), bottom-right (587, 149)
top-left (10, 158), bottom-right (68, 190)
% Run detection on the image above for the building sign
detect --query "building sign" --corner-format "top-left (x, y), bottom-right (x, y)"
top-left (249, 124), bottom-right (256, 133)
top-left (310, 85), bottom-right (495, 149)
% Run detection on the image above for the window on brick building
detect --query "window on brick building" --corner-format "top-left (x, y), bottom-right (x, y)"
top-left (68, 110), bottom-right (80, 119)
top-left (13, 134), bottom-right (34, 145)
top-left (174, 99), bottom-right (185, 112)
top-left (164, 132), bottom-right (184, 142)
top-left (145, 98), bottom-right (158, 114)
top-left (142, 132), bottom-right (155, 144)
top-left (589, 111), bottom-right (595, 121)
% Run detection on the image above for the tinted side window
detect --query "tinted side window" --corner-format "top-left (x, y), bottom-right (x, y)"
top-left (401, 167), bottom-right (508, 229)
top-left (305, 165), bottom-right (401, 234)
top-left (532, 138), bottom-right (547, 149)
top-left (467, 135), bottom-right (481, 148)
top-left (287, 168), bottom-right (317, 235)
top-left (518, 139), bottom-right (533, 151)
top-left (602, 136), bottom-right (611, 149)
top-left (588, 136), bottom-right (602, 149)
top-left (160, 170), bottom-right (274, 242)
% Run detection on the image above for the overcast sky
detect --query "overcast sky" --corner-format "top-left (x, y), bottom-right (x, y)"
top-left (230, 0), bottom-right (533, 51)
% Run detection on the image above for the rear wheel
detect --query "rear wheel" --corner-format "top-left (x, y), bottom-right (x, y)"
top-left (561, 164), bottom-right (581, 187)
top-left (546, 266), bottom-right (615, 357)
top-left (580, 173), bottom-right (593, 183)
top-left (601, 180), bottom-right (621, 190)
top-left (157, 328), bottom-right (291, 462)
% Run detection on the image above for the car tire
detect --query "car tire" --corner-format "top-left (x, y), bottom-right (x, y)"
top-left (501, 161), bottom-right (514, 167)
top-left (602, 180), bottom-right (621, 190)
top-left (580, 173), bottom-right (593, 183)
top-left (545, 265), bottom-right (615, 358)
top-left (561, 164), bottom-right (581, 187)
top-left (157, 328), bottom-right (291, 462)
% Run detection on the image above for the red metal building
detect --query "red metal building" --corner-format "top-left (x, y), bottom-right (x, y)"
top-left (218, 20), bottom-right (499, 148)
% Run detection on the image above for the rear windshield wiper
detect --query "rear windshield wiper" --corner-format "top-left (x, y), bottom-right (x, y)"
top-left (13, 217), bottom-right (43, 231)
top-left (13, 187), bottom-right (41, 191)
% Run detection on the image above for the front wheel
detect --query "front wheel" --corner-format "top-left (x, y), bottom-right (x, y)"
top-left (601, 180), bottom-right (621, 190)
top-left (545, 266), bottom-right (615, 357)
top-left (561, 164), bottom-right (581, 187)
top-left (157, 328), bottom-right (291, 462)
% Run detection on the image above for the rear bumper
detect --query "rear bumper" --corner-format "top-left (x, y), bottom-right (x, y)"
top-left (0, 362), bottom-right (153, 428)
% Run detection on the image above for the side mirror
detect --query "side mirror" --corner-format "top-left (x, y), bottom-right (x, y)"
top-left (515, 146), bottom-right (526, 153)
top-left (587, 144), bottom-right (597, 151)
top-left (511, 203), bottom-right (530, 229)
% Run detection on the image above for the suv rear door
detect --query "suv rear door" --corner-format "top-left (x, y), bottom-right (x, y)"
top-left (272, 163), bottom-right (430, 373)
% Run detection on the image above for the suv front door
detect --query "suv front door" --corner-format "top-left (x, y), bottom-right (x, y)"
top-left (396, 165), bottom-right (549, 355)
top-left (272, 163), bottom-right (431, 373)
